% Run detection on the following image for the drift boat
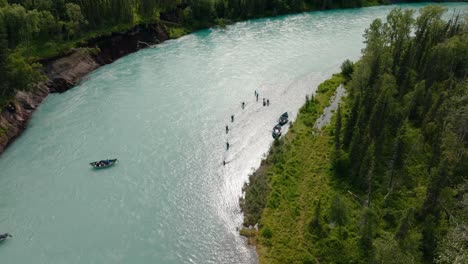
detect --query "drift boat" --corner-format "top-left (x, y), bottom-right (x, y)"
top-left (90, 159), bottom-right (117, 169)
top-left (278, 112), bottom-right (289, 126)
top-left (0, 233), bottom-right (12, 242)
top-left (272, 125), bottom-right (282, 138)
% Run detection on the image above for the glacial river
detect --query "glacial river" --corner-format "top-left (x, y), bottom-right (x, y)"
top-left (0, 3), bottom-right (466, 263)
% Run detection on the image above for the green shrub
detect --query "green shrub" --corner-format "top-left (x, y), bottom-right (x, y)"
top-left (239, 228), bottom-right (256, 238)
top-left (261, 227), bottom-right (272, 238)
top-left (167, 26), bottom-right (187, 39)
top-left (341, 59), bottom-right (354, 81)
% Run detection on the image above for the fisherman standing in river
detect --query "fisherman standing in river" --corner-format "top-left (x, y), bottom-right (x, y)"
top-left (226, 142), bottom-right (230, 150)
top-left (226, 125), bottom-right (229, 134)
top-left (231, 115), bottom-right (234, 122)
top-left (242, 102), bottom-right (245, 109)
top-left (263, 98), bottom-right (266, 106)
top-left (267, 99), bottom-right (270, 106)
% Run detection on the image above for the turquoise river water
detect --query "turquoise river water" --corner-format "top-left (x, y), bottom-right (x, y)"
top-left (0, 3), bottom-right (466, 264)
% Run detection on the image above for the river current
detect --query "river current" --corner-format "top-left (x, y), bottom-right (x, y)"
top-left (0, 3), bottom-right (466, 263)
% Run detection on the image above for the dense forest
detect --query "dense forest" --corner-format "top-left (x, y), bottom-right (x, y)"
top-left (241, 5), bottom-right (467, 263)
top-left (0, 0), bottom-right (464, 105)
top-left (337, 4), bottom-right (466, 263)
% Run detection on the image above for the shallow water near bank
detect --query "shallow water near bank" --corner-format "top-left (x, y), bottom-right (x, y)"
top-left (0, 3), bottom-right (466, 263)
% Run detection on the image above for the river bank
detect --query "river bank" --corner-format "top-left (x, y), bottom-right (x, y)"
top-left (239, 75), bottom-right (346, 250)
top-left (0, 23), bottom-right (170, 154)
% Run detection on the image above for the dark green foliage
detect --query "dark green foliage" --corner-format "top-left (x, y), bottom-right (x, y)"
top-left (395, 208), bottom-right (413, 241)
top-left (311, 199), bottom-right (321, 228)
top-left (337, 5), bottom-right (467, 263)
top-left (334, 105), bottom-right (342, 151)
top-left (359, 208), bottom-right (376, 257)
top-left (0, 13), bottom-right (43, 97)
top-left (332, 149), bottom-right (349, 177)
top-left (340, 59), bottom-right (354, 81)
top-left (343, 93), bottom-right (359, 148)
top-left (261, 226), bottom-right (273, 238)
top-left (0, 16), bottom-right (9, 97)
top-left (240, 170), bottom-right (271, 226)
top-left (310, 199), bottom-right (327, 237)
top-left (330, 194), bottom-right (348, 227)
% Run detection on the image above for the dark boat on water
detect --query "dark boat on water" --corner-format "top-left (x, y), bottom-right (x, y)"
top-left (0, 233), bottom-right (12, 242)
top-left (90, 159), bottom-right (117, 169)
top-left (272, 125), bottom-right (282, 138)
top-left (278, 112), bottom-right (289, 126)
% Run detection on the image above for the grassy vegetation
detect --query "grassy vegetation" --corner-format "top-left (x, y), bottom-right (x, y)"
top-left (315, 74), bottom-right (345, 108)
top-left (258, 131), bottom-right (336, 263)
top-left (167, 26), bottom-right (190, 40)
top-left (240, 74), bottom-right (346, 263)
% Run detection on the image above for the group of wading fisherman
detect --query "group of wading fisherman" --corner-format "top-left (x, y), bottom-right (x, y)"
top-left (223, 90), bottom-right (271, 166)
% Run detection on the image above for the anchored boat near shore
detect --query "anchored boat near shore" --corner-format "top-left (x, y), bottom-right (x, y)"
top-left (278, 112), bottom-right (289, 126)
top-left (272, 125), bottom-right (282, 138)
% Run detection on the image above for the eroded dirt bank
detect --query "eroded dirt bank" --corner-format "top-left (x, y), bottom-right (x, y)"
top-left (0, 23), bottom-right (170, 154)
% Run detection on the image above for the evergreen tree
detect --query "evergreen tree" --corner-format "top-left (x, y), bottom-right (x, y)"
top-left (330, 194), bottom-right (348, 234)
top-left (360, 208), bottom-right (376, 259)
top-left (334, 105), bottom-right (342, 151)
top-left (0, 16), bottom-right (10, 97)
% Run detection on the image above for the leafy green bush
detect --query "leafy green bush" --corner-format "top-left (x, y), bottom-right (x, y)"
top-left (261, 227), bottom-right (272, 238)
top-left (340, 59), bottom-right (354, 81)
top-left (167, 26), bottom-right (188, 39)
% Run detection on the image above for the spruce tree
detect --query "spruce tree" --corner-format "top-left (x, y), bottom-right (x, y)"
top-left (0, 17), bottom-right (10, 97)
